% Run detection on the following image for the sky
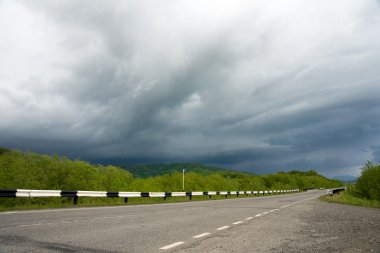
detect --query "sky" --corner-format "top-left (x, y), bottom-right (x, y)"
top-left (1, 0), bottom-right (380, 178)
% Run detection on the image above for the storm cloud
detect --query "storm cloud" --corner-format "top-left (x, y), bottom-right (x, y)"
top-left (1, 0), bottom-right (380, 177)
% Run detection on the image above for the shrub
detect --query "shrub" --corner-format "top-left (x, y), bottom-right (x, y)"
top-left (354, 161), bottom-right (380, 201)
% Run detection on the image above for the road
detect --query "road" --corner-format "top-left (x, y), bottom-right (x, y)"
top-left (0, 190), bottom-right (379, 252)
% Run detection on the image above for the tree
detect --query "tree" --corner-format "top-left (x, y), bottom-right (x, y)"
top-left (354, 161), bottom-right (380, 201)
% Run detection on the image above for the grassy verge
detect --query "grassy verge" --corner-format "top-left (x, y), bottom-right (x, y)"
top-left (0, 192), bottom-right (281, 212)
top-left (320, 191), bottom-right (380, 209)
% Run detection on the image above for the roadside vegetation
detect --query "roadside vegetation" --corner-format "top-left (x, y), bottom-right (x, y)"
top-left (321, 191), bottom-right (380, 208)
top-left (321, 161), bottom-right (380, 208)
top-left (0, 148), bottom-right (343, 210)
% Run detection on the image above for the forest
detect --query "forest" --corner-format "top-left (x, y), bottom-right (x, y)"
top-left (0, 148), bottom-right (342, 192)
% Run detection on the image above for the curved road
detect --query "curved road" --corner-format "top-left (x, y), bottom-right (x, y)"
top-left (0, 190), bottom-right (379, 252)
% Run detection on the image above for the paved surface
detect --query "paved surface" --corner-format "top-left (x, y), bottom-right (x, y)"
top-left (0, 191), bottom-right (379, 252)
top-left (179, 195), bottom-right (380, 253)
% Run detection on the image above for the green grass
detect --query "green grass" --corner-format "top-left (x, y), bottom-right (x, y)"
top-left (320, 191), bottom-right (380, 209)
top-left (0, 192), bottom-right (282, 212)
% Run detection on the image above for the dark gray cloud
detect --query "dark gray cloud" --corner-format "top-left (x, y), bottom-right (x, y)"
top-left (1, 0), bottom-right (380, 177)
top-left (371, 146), bottom-right (380, 163)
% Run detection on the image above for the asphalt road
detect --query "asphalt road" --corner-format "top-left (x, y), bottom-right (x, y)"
top-left (0, 191), bottom-right (379, 252)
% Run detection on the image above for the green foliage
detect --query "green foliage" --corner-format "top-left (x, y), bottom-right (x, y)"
top-left (320, 191), bottom-right (380, 209)
top-left (0, 149), bottom-right (132, 191)
top-left (352, 161), bottom-right (380, 201)
top-left (0, 148), bottom-right (343, 210)
top-left (0, 147), bottom-right (9, 155)
top-left (101, 166), bottom-right (133, 191)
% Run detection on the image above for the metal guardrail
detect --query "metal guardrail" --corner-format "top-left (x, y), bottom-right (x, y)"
top-left (0, 188), bottom-right (300, 205)
top-left (327, 187), bottom-right (347, 196)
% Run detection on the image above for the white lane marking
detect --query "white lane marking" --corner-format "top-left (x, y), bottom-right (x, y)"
top-left (255, 214), bottom-right (262, 217)
top-left (263, 212), bottom-right (269, 215)
top-left (193, 232), bottom-right (210, 239)
top-left (160, 241), bottom-right (185, 250)
top-left (6, 215), bottom-right (130, 229)
top-left (92, 215), bottom-right (128, 220)
top-left (0, 200), bottom-right (200, 215)
top-left (274, 209), bottom-right (280, 211)
top-left (285, 196), bottom-right (320, 207)
top-left (217, 226), bottom-right (230, 230)
top-left (246, 217), bottom-right (253, 220)
top-left (233, 221), bottom-right (243, 225)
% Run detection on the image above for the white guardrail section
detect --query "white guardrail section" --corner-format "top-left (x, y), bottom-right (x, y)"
top-left (77, 191), bottom-right (107, 197)
top-left (119, 192), bottom-right (142, 198)
top-left (171, 192), bottom-right (187, 197)
top-left (16, 189), bottom-right (62, 198)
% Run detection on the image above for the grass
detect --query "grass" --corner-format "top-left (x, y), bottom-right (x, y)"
top-left (0, 192), bottom-right (278, 212)
top-left (320, 191), bottom-right (380, 209)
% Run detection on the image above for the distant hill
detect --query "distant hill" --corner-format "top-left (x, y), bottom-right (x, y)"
top-left (119, 163), bottom-right (253, 178)
top-left (332, 175), bottom-right (357, 183)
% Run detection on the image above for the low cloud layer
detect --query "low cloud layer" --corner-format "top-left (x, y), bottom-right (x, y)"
top-left (1, 0), bottom-right (380, 177)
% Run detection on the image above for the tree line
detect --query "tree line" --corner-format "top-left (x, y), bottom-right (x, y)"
top-left (0, 149), bottom-right (342, 192)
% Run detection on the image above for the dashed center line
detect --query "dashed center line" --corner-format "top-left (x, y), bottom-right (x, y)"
top-left (255, 214), bottom-right (262, 217)
top-left (246, 217), bottom-right (253, 220)
top-left (233, 221), bottom-right (243, 225)
top-left (193, 232), bottom-right (210, 239)
top-left (160, 241), bottom-right (185, 250)
top-left (217, 226), bottom-right (230, 230)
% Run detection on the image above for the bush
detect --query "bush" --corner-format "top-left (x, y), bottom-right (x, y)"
top-left (354, 161), bottom-right (380, 201)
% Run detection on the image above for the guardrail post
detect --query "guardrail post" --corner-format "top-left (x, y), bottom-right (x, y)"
top-left (225, 194), bottom-right (228, 198)
top-left (237, 192), bottom-right (239, 197)
top-left (124, 197), bottom-right (128, 203)
top-left (73, 196), bottom-right (78, 205)
top-left (209, 195), bottom-right (211, 199)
